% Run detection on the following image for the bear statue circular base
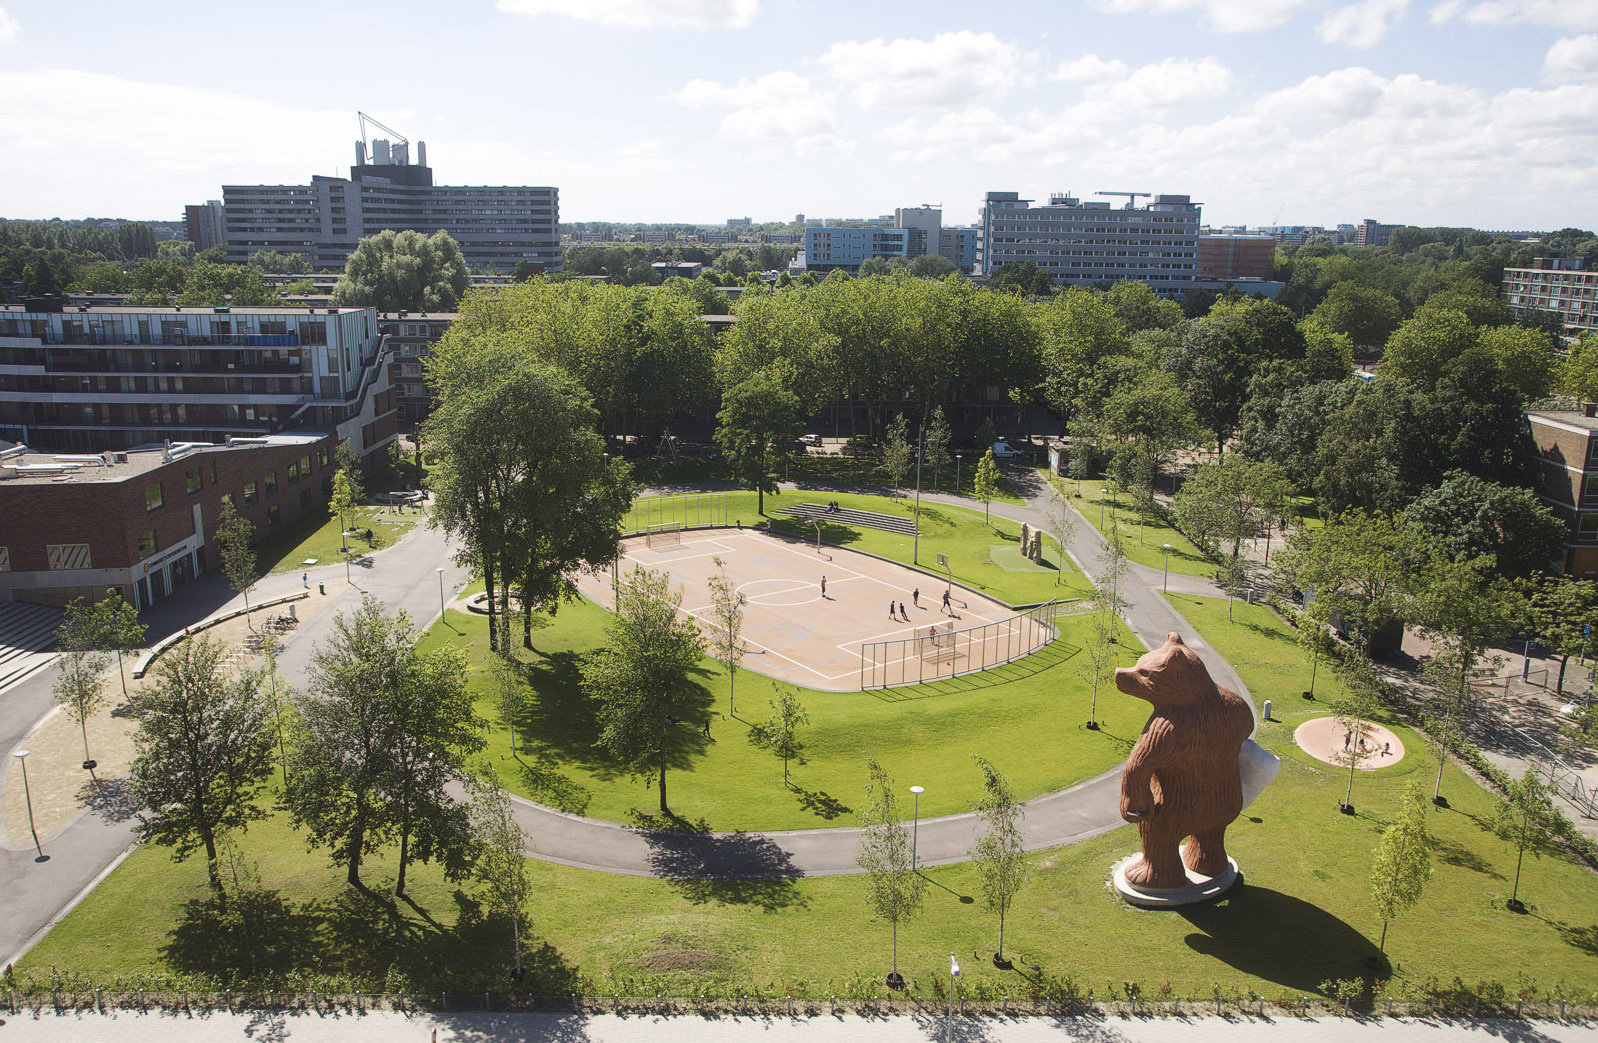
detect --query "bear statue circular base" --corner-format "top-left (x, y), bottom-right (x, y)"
top-left (1111, 847), bottom-right (1241, 908)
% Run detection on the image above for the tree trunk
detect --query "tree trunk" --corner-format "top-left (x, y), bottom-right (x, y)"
top-left (484, 558), bottom-right (499, 654)
top-left (1511, 838), bottom-right (1526, 904)
top-left (1378, 919), bottom-right (1388, 956)
top-left (396, 824), bottom-right (410, 896)
top-left (1557, 653), bottom-right (1569, 697)
top-left (79, 716), bottom-right (92, 764)
top-left (659, 738), bottom-right (668, 813)
top-left (348, 806), bottom-right (365, 888)
top-left (998, 906), bottom-right (1006, 960)
top-left (203, 831), bottom-right (227, 910)
top-left (891, 917), bottom-right (899, 978)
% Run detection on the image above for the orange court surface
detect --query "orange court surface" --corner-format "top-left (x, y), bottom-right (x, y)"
top-left (573, 527), bottom-right (1042, 691)
top-left (1293, 715), bottom-right (1407, 769)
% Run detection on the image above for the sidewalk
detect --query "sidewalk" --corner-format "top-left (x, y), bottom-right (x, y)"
top-left (1, 1009), bottom-right (1593, 1042)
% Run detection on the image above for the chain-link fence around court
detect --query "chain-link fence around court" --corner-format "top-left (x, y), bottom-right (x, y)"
top-left (859, 598), bottom-right (1086, 689)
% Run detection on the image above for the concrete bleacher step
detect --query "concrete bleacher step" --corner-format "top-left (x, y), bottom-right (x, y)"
top-left (0, 601), bottom-right (66, 693)
top-left (777, 503), bottom-right (919, 535)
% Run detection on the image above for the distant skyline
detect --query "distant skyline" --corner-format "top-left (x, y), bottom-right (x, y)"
top-left (0, 0), bottom-right (1594, 231)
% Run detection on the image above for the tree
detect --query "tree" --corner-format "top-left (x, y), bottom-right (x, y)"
top-left (79, 589), bottom-right (146, 704)
top-left (582, 567), bottom-right (705, 813)
top-left (1476, 325), bottom-right (1556, 401)
top-left (1275, 511), bottom-right (1428, 656)
top-left (1492, 769), bottom-right (1560, 911)
top-left (1382, 309), bottom-right (1478, 392)
top-left (714, 370), bottom-right (801, 515)
top-left (1558, 334), bottom-right (1598, 404)
top-left (705, 557), bottom-right (747, 719)
top-left (1329, 683), bottom-right (1382, 814)
top-left (331, 229), bottom-right (470, 312)
top-left (129, 634), bottom-right (275, 898)
top-left (494, 655), bottom-right (527, 758)
top-left (1369, 780), bottom-right (1432, 959)
top-left (751, 684), bottom-right (809, 786)
top-left (989, 261), bottom-right (1052, 297)
top-left (330, 467), bottom-right (360, 554)
top-left (880, 413), bottom-right (914, 497)
top-left (247, 249), bottom-right (306, 274)
top-left (1078, 583), bottom-right (1119, 729)
top-left (969, 756), bottom-right (1028, 966)
top-left (473, 782), bottom-right (532, 978)
top-left (1523, 575), bottom-right (1598, 697)
top-left (1404, 472), bottom-right (1564, 580)
top-left (285, 597), bottom-right (484, 890)
top-left (52, 620), bottom-right (111, 770)
top-left (1172, 456), bottom-right (1291, 562)
top-left (923, 406), bottom-right (952, 490)
top-left (1310, 283), bottom-right (1404, 349)
top-left (214, 499), bottom-right (259, 625)
top-left (856, 757), bottom-right (926, 987)
top-left (973, 450), bottom-right (1000, 524)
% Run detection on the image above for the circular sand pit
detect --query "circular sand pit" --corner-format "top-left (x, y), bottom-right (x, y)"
top-left (1294, 716), bottom-right (1405, 769)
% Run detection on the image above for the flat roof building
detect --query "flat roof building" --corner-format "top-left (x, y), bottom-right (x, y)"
top-left (1502, 257), bottom-right (1596, 344)
top-left (0, 302), bottom-right (396, 461)
top-left (978, 191), bottom-right (1201, 296)
top-left (216, 143), bottom-right (560, 274)
top-left (1197, 234), bottom-right (1276, 281)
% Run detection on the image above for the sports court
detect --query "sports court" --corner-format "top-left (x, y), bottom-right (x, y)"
top-left (573, 526), bottom-right (1054, 692)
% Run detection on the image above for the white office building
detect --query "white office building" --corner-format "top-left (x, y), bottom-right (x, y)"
top-left (978, 191), bottom-right (1201, 296)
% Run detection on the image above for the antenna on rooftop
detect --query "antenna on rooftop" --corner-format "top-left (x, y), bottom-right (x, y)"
top-left (356, 111), bottom-right (410, 166)
top-left (1096, 191), bottom-right (1152, 209)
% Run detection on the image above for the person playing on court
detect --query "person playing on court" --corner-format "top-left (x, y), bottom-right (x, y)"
top-left (912, 588), bottom-right (920, 608)
top-left (898, 601), bottom-right (907, 620)
top-left (820, 575), bottom-right (827, 597)
top-left (941, 589), bottom-right (951, 613)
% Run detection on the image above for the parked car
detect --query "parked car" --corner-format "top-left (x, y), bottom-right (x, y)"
top-left (799, 433), bottom-right (823, 446)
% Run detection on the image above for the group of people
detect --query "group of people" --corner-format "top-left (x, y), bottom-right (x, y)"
top-left (823, 500), bottom-right (842, 514)
top-left (1343, 729), bottom-right (1392, 757)
top-left (887, 586), bottom-right (958, 621)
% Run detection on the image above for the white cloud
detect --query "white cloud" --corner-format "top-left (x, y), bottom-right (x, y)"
top-left (496, 0), bottom-right (757, 29)
top-left (1091, 0), bottom-right (1321, 33)
top-left (1544, 35), bottom-right (1598, 84)
top-left (617, 138), bottom-right (666, 159)
top-left (1086, 57), bottom-right (1235, 109)
top-left (818, 31), bottom-right (1029, 109)
top-left (1429, 1), bottom-right (1598, 32)
top-left (1050, 53), bottom-right (1129, 82)
top-left (675, 70), bottom-right (845, 152)
top-left (1317, 0), bottom-right (1409, 48)
top-left (0, 6), bottom-right (17, 44)
top-left (1252, 66), bottom-right (1390, 120)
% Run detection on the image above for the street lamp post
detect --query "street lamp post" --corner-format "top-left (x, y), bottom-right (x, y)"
top-left (947, 954), bottom-right (960, 1043)
top-left (1162, 543), bottom-right (1172, 594)
top-left (909, 785), bottom-right (925, 870)
top-left (435, 567), bottom-right (447, 623)
top-left (955, 454), bottom-right (962, 495)
top-left (15, 750), bottom-right (44, 860)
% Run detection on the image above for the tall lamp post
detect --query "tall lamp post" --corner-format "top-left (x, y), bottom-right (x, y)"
top-left (909, 785), bottom-right (925, 870)
top-left (946, 954), bottom-right (961, 1043)
top-left (955, 454), bottom-right (962, 495)
top-left (1161, 543), bottom-right (1172, 594)
top-left (15, 750), bottom-right (45, 861)
top-left (435, 567), bottom-right (447, 624)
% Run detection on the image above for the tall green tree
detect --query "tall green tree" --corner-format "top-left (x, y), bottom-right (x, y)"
top-left (331, 229), bottom-right (469, 312)
top-left (285, 597), bottom-right (484, 890)
top-left (129, 635), bottom-right (275, 898)
top-left (214, 499), bottom-right (259, 625)
top-left (79, 590), bottom-right (146, 704)
top-left (704, 556), bottom-right (747, 719)
top-left (714, 369), bottom-right (801, 515)
top-left (973, 449), bottom-right (1000, 524)
top-left (1404, 472), bottom-right (1564, 580)
top-left (1523, 575), bottom-right (1598, 697)
top-left (1172, 456), bottom-right (1292, 562)
top-left (1369, 780), bottom-right (1432, 959)
top-left (856, 757), bottom-right (926, 986)
top-left (751, 684), bottom-right (810, 786)
top-left (1381, 309), bottom-right (1478, 392)
top-left (1330, 683), bottom-right (1382, 814)
top-left (1310, 283), bottom-right (1404, 348)
top-left (52, 614), bottom-right (111, 769)
top-left (923, 405), bottom-right (953, 490)
top-left (474, 782), bottom-right (532, 978)
top-left (968, 756), bottom-right (1028, 965)
top-left (1492, 769), bottom-right (1560, 911)
top-left (330, 468), bottom-right (360, 554)
top-left (880, 412), bottom-right (914, 497)
top-left (582, 567), bottom-right (705, 813)
top-left (1275, 510), bottom-right (1428, 655)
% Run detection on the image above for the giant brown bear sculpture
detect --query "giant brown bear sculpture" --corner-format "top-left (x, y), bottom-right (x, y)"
top-left (1116, 632), bottom-right (1254, 890)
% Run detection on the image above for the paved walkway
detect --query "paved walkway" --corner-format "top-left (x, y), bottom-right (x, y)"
top-left (1, 1009), bottom-right (1593, 1042)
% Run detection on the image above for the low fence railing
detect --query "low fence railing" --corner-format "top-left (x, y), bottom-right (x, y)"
top-left (858, 598), bottom-right (1085, 690)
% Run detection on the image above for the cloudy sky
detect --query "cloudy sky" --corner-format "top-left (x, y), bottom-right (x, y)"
top-left (1, 0), bottom-right (1594, 230)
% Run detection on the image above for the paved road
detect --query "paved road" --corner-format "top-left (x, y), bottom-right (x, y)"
top-left (2, 1009), bottom-right (1594, 1042)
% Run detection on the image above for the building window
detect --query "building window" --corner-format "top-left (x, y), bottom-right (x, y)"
top-left (137, 531), bottom-right (157, 558)
top-left (144, 482), bottom-right (164, 512)
top-left (46, 544), bottom-right (92, 570)
top-left (267, 505), bottom-right (282, 527)
top-left (287, 460), bottom-right (299, 482)
top-left (1580, 513), bottom-right (1598, 541)
top-left (0, 547), bottom-right (9, 572)
top-left (318, 448), bottom-right (330, 467)
top-left (185, 467), bottom-right (203, 494)
top-left (243, 481), bottom-right (258, 505)
top-left (300, 455), bottom-right (312, 476)
top-left (264, 471), bottom-right (278, 496)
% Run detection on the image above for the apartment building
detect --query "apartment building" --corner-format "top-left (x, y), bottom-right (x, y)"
top-left (1502, 257), bottom-right (1597, 343)
top-left (1197, 234), bottom-right (1277, 281)
top-left (378, 312), bottom-right (455, 431)
top-left (1356, 219), bottom-right (1399, 248)
top-left (803, 227), bottom-right (913, 272)
top-left (0, 302), bottom-right (396, 460)
top-left (216, 143), bottom-right (560, 273)
top-left (1526, 408), bottom-right (1598, 576)
top-left (978, 191), bottom-right (1201, 296)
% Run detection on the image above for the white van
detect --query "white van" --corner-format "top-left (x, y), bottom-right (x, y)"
top-left (992, 440), bottom-right (1021, 459)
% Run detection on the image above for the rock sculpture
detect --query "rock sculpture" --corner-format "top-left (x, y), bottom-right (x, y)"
top-left (1114, 632), bottom-right (1261, 898)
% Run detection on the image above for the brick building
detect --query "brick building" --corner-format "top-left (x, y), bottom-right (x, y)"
top-left (1525, 408), bottom-right (1598, 576)
top-left (1196, 234), bottom-right (1276, 280)
top-left (0, 433), bottom-right (339, 610)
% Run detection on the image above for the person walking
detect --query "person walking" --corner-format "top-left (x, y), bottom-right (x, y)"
top-left (941, 589), bottom-right (951, 613)
top-left (820, 575), bottom-right (827, 598)
top-left (912, 588), bottom-right (920, 608)
top-left (302, 572), bottom-right (308, 588)
top-left (899, 601), bottom-right (907, 620)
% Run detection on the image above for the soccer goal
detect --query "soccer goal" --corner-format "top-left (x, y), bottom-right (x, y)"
top-left (645, 522), bottom-right (684, 549)
top-left (913, 620), bottom-right (958, 661)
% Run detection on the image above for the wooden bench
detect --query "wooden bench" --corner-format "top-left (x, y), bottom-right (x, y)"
top-left (776, 502), bottom-right (919, 536)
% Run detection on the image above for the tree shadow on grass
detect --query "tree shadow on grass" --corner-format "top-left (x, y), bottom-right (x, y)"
top-left (793, 785), bottom-right (852, 820)
top-left (1553, 920), bottom-right (1598, 957)
top-left (517, 754), bottom-right (592, 816)
top-left (640, 828), bottom-right (807, 912)
top-left (79, 775), bottom-right (137, 824)
top-left (1429, 834), bottom-right (1503, 879)
top-left (1176, 884), bottom-right (1381, 991)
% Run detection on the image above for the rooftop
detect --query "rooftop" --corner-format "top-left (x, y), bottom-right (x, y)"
top-left (1527, 409), bottom-right (1598, 432)
top-left (0, 432), bottom-right (329, 486)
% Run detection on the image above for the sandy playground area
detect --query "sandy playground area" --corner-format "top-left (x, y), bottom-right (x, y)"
top-left (1294, 715), bottom-right (1407, 770)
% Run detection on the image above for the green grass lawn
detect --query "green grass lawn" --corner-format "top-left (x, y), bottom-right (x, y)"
top-left (431, 600), bottom-right (1144, 831)
top-left (1049, 475), bottom-right (1214, 578)
top-left (625, 490), bottom-right (1091, 608)
top-left (255, 503), bottom-right (423, 575)
top-left (1163, 592), bottom-right (1354, 709)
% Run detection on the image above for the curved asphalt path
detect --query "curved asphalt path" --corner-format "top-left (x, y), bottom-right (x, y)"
top-left (499, 462), bottom-right (1252, 878)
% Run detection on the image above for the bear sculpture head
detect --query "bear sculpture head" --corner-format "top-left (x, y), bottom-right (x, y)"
top-left (1114, 632), bottom-right (1215, 705)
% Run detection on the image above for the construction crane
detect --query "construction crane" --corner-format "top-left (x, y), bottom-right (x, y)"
top-left (357, 111), bottom-right (409, 165)
top-left (1095, 191), bottom-right (1152, 209)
